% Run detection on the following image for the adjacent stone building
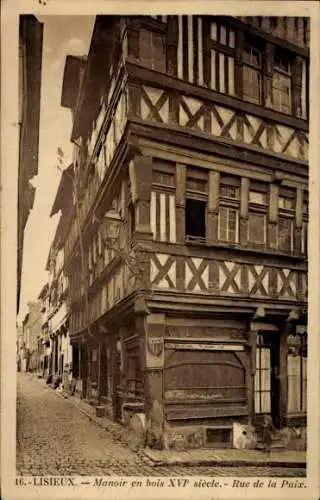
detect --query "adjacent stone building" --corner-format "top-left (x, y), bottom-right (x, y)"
top-left (19, 301), bottom-right (43, 372)
top-left (59, 16), bottom-right (309, 449)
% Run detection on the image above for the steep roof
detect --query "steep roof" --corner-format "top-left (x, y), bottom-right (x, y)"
top-left (68, 16), bottom-right (116, 142)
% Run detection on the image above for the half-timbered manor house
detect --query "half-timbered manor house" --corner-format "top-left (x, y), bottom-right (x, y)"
top-left (60, 16), bottom-right (309, 449)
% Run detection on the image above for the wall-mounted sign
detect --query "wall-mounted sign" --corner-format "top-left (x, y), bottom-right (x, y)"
top-left (165, 342), bottom-right (244, 351)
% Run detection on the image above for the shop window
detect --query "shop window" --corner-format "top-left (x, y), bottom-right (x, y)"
top-left (248, 187), bottom-right (268, 246)
top-left (139, 28), bottom-right (165, 72)
top-left (287, 332), bottom-right (307, 413)
top-left (243, 42), bottom-right (263, 105)
top-left (218, 180), bottom-right (240, 243)
top-left (126, 347), bottom-right (143, 398)
top-left (185, 199), bottom-right (206, 241)
top-left (272, 50), bottom-right (292, 114)
top-left (255, 334), bottom-right (271, 414)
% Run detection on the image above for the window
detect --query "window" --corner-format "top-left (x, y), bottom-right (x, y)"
top-left (210, 21), bottom-right (236, 95)
top-left (139, 29), bottom-right (165, 72)
top-left (185, 199), bottom-right (206, 241)
top-left (177, 17), bottom-right (308, 120)
top-left (278, 217), bottom-right (294, 252)
top-left (287, 331), bottom-right (307, 413)
top-left (277, 190), bottom-right (295, 252)
top-left (126, 344), bottom-right (143, 398)
top-left (255, 333), bottom-right (271, 414)
top-left (243, 43), bottom-right (263, 105)
top-left (218, 179), bottom-right (240, 243)
top-left (272, 50), bottom-right (292, 114)
top-left (218, 208), bottom-right (238, 243)
top-left (249, 190), bottom-right (267, 205)
top-left (278, 194), bottom-right (295, 211)
top-left (248, 186), bottom-right (268, 246)
top-left (185, 168), bottom-right (208, 242)
top-left (220, 184), bottom-right (239, 199)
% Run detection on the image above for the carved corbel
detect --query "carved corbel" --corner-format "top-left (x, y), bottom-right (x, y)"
top-left (252, 306), bottom-right (266, 322)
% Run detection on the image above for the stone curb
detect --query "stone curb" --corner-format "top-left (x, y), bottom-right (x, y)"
top-left (31, 375), bottom-right (306, 470)
top-left (144, 456), bottom-right (306, 469)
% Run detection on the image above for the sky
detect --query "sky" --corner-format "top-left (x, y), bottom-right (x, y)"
top-left (18, 15), bottom-right (94, 323)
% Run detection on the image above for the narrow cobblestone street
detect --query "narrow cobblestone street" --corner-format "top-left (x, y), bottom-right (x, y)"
top-left (17, 373), bottom-right (305, 477)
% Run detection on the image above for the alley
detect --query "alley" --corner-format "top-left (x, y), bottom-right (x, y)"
top-left (17, 373), bottom-right (305, 477)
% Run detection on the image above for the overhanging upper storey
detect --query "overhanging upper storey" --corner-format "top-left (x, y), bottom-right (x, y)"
top-left (61, 15), bottom-right (309, 278)
top-left (65, 15), bottom-right (309, 176)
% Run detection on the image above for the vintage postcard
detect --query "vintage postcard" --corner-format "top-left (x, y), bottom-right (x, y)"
top-left (1, 1), bottom-right (319, 499)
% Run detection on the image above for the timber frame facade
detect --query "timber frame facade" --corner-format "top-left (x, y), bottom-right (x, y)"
top-left (60, 16), bottom-right (309, 449)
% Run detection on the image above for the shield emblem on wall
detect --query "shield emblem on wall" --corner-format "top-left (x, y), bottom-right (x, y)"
top-left (147, 326), bottom-right (164, 357)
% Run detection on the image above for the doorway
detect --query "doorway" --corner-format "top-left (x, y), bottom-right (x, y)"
top-left (114, 340), bottom-right (122, 421)
top-left (254, 331), bottom-right (280, 427)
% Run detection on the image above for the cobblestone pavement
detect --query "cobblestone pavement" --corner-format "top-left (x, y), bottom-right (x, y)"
top-left (17, 373), bottom-right (305, 477)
